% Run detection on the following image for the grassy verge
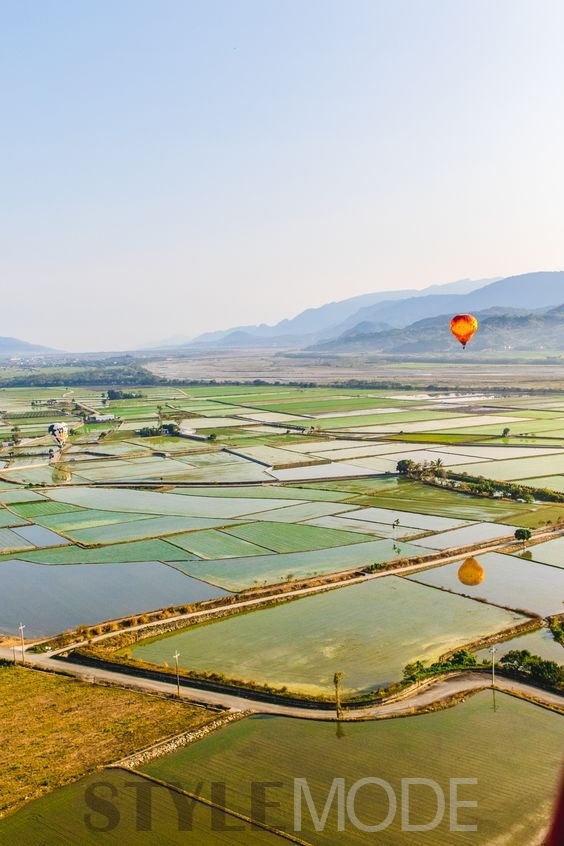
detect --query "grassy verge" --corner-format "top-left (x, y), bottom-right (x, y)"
top-left (0, 663), bottom-right (216, 818)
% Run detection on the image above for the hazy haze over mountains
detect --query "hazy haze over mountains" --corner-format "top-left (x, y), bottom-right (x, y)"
top-left (0, 337), bottom-right (57, 357)
top-left (149, 277), bottom-right (498, 349)
top-left (148, 272), bottom-right (564, 352)
top-left (312, 272), bottom-right (564, 353)
top-left (3, 272), bottom-right (564, 357)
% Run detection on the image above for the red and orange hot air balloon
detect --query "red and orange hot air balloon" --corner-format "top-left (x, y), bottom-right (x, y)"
top-left (450, 314), bottom-right (478, 349)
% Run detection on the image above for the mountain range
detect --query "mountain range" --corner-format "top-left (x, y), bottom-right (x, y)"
top-left (145, 276), bottom-right (496, 349)
top-left (3, 271), bottom-right (564, 357)
top-left (315, 303), bottom-right (564, 354)
top-left (151, 271), bottom-right (564, 352)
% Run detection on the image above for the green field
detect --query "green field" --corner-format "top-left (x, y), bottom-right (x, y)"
top-left (223, 521), bottom-right (368, 553)
top-left (0, 537), bottom-right (198, 564)
top-left (166, 529), bottom-right (273, 558)
top-left (0, 769), bottom-right (285, 845)
top-left (170, 539), bottom-right (424, 590)
top-left (130, 577), bottom-right (526, 694)
top-left (136, 693), bottom-right (563, 846)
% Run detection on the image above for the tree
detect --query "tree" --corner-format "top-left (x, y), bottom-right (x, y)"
top-left (333, 672), bottom-right (343, 719)
top-left (514, 528), bottom-right (532, 546)
top-left (432, 457), bottom-right (446, 478)
top-left (396, 459), bottom-right (416, 476)
top-left (403, 660), bottom-right (425, 680)
top-left (10, 425), bottom-right (21, 445)
top-left (502, 427), bottom-right (510, 438)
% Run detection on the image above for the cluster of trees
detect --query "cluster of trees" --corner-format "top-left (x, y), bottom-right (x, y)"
top-left (396, 459), bottom-right (564, 504)
top-left (403, 649), bottom-right (478, 682)
top-left (105, 389), bottom-right (146, 400)
top-left (137, 422), bottom-right (179, 437)
top-left (403, 647), bottom-right (563, 691)
top-left (550, 619), bottom-right (564, 645)
top-left (0, 362), bottom-right (162, 387)
top-left (500, 649), bottom-right (563, 688)
top-left (396, 458), bottom-right (446, 479)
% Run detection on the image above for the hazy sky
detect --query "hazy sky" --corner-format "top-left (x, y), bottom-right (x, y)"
top-left (2, 0), bottom-right (564, 351)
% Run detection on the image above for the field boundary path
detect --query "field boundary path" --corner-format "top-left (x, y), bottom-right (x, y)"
top-left (1, 647), bottom-right (562, 720)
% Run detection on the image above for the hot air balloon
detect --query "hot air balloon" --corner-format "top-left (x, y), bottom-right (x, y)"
top-left (450, 314), bottom-right (478, 349)
top-left (457, 556), bottom-right (485, 586)
top-left (51, 463), bottom-right (72, 484)
top-left (48, 422), bottom-right (68, 448)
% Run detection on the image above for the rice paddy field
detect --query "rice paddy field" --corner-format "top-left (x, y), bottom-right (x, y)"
top-left (1, 383), bottom-right (564, 841)
top-left (0, 560), bottom-right (230, 637)
top-left (130, 577), bottom-right (527, 694)
top-left (136, 693), bottom-right (562, 846)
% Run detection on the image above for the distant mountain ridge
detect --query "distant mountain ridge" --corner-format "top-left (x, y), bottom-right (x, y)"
top-left (144, 276), bottom-right (499, 350)
top-left (0, 337), bottom-right (57, 357)
top-left (181, 271), bottom-right (564, 352)
top-left (313, 300), bottom-right (564, 354)
top-left (334, 271), bottom-right (564, 331)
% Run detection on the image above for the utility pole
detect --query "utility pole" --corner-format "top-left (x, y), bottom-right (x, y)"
top-left (18, 622), bottom-right (25, 665)
top-left (173, 651), bottom-right (180, 698)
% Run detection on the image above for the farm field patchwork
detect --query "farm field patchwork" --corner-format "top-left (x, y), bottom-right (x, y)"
top-left (343, 505), bottom-right (470, 532)
top-left (60, 514), bottom-right (238, 545)
top-left (238, 501), bottom-right (359, 522)
top-left (2, 383), bottom-right (564, 842)
top-left (449, 453), bottom-right (564, 481)
top-left (304, 514), bottom-right (418, 538)
top-left (44, 486), bottom-right (306, 518)
top-left (166, 529), bottom-right (273, 558)
top-left (0, 537), bottom-right (199, 564)
top-left (223, 521), bottom-right (369, 553)
top-left (171, 539), bottom-right (425, 591)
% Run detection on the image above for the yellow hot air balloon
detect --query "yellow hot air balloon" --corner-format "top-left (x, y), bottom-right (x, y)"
top-left (51, 463), bottom-right (72, 484)
top-left (450, 314), bottom-right (478, 349)
top-left (457, 556), bottom-right (484, 586)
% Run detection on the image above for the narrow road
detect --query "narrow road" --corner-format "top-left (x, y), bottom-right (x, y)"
top-left (1, 647), bottom-right (562, 721)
